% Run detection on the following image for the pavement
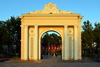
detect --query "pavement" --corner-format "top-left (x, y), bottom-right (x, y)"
top-left (42, 55), bottom-right (62, 60)
top-left (0, 55), bottom-right (100, 67)
top-left (0, 62), bottom-right (100, 67)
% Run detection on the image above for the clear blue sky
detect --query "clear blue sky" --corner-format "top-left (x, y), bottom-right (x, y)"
top-left (0, 0), bottom-right (100, 25)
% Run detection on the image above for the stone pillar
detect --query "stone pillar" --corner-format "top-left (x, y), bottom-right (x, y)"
top-left (39, 36), bottom-right (41, 60)
top-left (64, 25), bottom-right (69, 60)
top-left (78, 25), bottom-right (82, 59)
top-left (74, 25), bottom-right (78, 60)
top-left (34, 25), bottom-right (38, 60)
top-left (24, 25), bottom-right (28, 60)
top-left (20, 25), bottom-right (23, 60)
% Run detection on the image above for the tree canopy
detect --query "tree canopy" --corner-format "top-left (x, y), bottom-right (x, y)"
top-left (41, 32), bottom-right (62, 47)
top-left (82, 20), bottom-right (100, 54)
top-left (0, 16), bottom-right (21, 53)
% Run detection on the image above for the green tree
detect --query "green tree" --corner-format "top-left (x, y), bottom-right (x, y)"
top-left (5, 16), bottom-right (21, 53)
top-left (82, 20), bottom-right (94, 53)
top-left (50, 33), bottom-right (61, 45)
top-left (0, 16), bottom-right (21, 54)
top-left (0, 21), bottom-right (5, 53)
top-left (41, 32), bottom-right (61, 54)
top-left (41, 32), bottom-right (51, 47)
top-left (94, 23), bottom-right (100, 50)
top-left (41, 32), bottom-right (61, 47)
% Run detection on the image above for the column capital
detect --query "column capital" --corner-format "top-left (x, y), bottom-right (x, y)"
top-left (20, 25), bottom-right (23, 27)
top-left (74, 25), bottom-right (78, 27)
top-left (34, 25), bottom-right (38, 27)
top-left (23, 25), bottom-right (28, 28)
top-left (78, 25), bottom-right (82, 27)
top-left (24, 25), bottom-right (28, 27)
top-left (64, 25), bottom-right (68, 28)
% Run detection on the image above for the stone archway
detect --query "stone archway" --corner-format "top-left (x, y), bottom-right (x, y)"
top-left (19, 2), bottom-right (83, 60)
top-left (40, 30), bottom-right (62, 60)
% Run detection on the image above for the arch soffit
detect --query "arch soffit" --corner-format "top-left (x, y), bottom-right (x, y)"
top-left (39, 28), bottom-right (63, 39)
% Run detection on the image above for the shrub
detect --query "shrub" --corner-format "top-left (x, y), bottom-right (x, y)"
top-left (4, 53), bottom-right (17, 58)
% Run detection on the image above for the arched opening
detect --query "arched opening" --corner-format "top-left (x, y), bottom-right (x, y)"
top-left (41, 31), bottom-right (62, 60)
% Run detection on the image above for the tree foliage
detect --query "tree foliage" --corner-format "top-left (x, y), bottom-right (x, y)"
top-left (0, 21), bottom-right (5, 53)
top-left (94, 23), bottom-right (100, 48)
top-left (82, 20), bottom-right (100, 54)
top-left (41, 32), bottom-right (61, 47)
top-left (82, 20), bottom-right (94, 53)
top-left (0, 16), bottom-right (21, 54)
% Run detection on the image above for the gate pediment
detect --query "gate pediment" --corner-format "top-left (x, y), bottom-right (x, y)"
top-left (21, 2), bottom-right (83, 18)
top-left (28, 2), bottom-right (74, 14)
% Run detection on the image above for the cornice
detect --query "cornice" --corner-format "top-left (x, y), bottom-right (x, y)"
top-left (21, 13), bottom-right (80, 17)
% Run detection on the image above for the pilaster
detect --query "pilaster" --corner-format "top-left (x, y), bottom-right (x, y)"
top-left (74, 25), bottom-right (78, 60)
top-left (24, 25), bottom-right (28, 60)
top-left (78, 25), bottom-right (82, 59)
top-left (64, 25), bottom-right (69, 60)
top-left (20, 25), bottom-right (24, 60)
top-left (34, 25), bottom-right (38, 60)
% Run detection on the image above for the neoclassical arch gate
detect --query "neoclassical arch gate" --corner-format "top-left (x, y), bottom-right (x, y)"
top-left (19, 2), bottom-right (83, 60)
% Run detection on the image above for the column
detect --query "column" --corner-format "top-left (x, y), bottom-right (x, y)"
top-left (64, 25), bottom-right (69, 60)
top-left (79, 25), bottom-right (82, 59)
top-left (24, 25), bottom-right (28, 60)
top-left (34, 25), bottom-right (38, 60)
top-left (20, 25), bottom-right (23, 60)
top-left (74, 25), bottom-right (78, 60)
top-left (29, 36), bottom-right (31, 60)
top-left (39, 36), bottom-right (41, 60)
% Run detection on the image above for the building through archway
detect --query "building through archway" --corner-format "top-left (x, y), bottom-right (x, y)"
top-left (19, 2), bottom-right (83, 60)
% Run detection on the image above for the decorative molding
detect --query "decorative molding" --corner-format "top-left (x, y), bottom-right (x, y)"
top-left (50, 28), bottom-right (53, 30)
top-left (29, 29), bottom-right (34, 34)
top-left (20, 25), bottom-right (23, 27)
top-left (78, 25), bottom-right (82, 27)
top-left (23, 23), bottom-right (78, 27)
top-left (68, 29), bottom-right (73, 34)
top-left (28, 2), bottom-right (74, 14)
top-left (22, 18), bottom-right (79, 20)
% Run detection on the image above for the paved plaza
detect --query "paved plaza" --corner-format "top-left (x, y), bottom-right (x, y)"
top-left (0, 62), bottom-right (100, 67)
top-left (0, 55), bottom-right (100, 67)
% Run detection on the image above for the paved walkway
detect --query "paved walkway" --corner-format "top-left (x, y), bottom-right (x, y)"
top-left (0, 62), bottom-right (100, 67)
top-left (0, 56), bottom-right (100, 67)
top-left (42, 55), bottom-right (62, 60)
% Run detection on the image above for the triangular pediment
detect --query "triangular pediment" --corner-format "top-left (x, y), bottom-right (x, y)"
top-left (27, 2), bottom-right (74, 14)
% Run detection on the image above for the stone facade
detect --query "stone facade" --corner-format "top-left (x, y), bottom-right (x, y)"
top-left (19, 2), bottom-right (83, 60)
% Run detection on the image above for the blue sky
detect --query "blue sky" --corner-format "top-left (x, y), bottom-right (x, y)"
top-left (0, 0), bottom-right (100, 25)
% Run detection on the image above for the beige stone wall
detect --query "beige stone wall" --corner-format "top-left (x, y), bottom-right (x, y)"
top-left (19, 2), bottom-right (83, 60)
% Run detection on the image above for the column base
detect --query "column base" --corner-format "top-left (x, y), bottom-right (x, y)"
top-left (24, 58), bottom-right (28, 60)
